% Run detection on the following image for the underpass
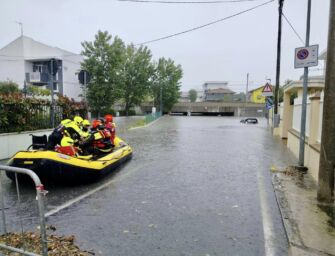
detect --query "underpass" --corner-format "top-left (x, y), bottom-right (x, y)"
top-left (141, 102), bottom-right (267, 117)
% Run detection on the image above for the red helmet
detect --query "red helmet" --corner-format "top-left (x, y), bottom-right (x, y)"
top-left (92, 119), bottom-right (102, 129)
top-left (104, 114), bottom-right (113, 123)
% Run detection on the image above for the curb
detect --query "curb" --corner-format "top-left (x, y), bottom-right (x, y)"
top-left (272, 173), bottom-right (335, 256)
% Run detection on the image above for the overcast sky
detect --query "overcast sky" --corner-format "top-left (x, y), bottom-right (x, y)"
top-left (0, 0), bottom-right (330, 92)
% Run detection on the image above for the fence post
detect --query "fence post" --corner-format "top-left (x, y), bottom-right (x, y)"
top-left (0, 174), bottom-right (7, 234)
top-left (36, 185), bottom-right (48, 256)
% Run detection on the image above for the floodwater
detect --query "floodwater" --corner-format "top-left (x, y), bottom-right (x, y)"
top-left (1, 116), bottom-right (298, 255)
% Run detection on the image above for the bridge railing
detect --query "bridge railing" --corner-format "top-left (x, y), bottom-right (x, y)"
top-left (0, 165), bottom-right (48, 256)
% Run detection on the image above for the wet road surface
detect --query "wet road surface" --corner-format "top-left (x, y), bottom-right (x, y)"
top-left (1, 116), bottom-right (297, 255)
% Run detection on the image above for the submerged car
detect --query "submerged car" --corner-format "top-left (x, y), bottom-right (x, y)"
top-left (240, 118), bottom-right (258, 124)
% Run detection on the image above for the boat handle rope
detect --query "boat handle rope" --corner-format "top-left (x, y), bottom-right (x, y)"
top-left (95, 148), bottom-right (131, 164)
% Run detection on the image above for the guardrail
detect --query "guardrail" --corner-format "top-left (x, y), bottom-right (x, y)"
top-left (145, 111), bottom-right (162, 124)
top-left (0, 165), bottom-right (48, 256)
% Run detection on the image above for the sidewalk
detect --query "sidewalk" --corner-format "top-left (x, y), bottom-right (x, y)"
top-left (272, 167), bottom-right (335, 256)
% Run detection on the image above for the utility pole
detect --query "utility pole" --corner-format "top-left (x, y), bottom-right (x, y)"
top-left (317, 0), bottom-right (335, 203)
top-left (274, 0), bottom-right (284, 126)
top-left (298, 0), bottom-right (312, 167)
top-left (245, 73), bottom-right (249, 103)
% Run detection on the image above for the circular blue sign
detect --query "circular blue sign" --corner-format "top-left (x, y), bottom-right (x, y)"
top-left (297, 49), bottom-right (309, 60)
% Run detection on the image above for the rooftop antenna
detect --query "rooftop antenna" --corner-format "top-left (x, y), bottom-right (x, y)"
top-left (15, 21), bottom-right (23, 36)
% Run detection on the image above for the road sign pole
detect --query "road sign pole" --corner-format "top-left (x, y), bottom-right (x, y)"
top-left (298, 0), bottom-right (312, 167)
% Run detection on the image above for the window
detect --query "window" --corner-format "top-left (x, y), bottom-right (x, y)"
top-left (33, 64), bottom-right (44, 73)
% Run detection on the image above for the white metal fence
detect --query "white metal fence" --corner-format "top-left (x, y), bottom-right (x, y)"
top-left (0, 165), bottom-right (48, 256)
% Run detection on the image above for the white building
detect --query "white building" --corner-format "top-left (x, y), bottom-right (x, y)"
top-left (202, 81), bottom-right (235, 102)
top-left (0, 35), bottom-right (83, 101)
top-left (196, 90), bottom-right (204, 102)
top-left (202, 81), bottom-right (229, 91)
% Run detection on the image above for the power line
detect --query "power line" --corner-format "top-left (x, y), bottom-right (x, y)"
top-left (118, 0), bottom-right (261, 4)
top-left (136, 0), bottom-right (274, 45)
top-left (282, 12), bottom-right (304, 45)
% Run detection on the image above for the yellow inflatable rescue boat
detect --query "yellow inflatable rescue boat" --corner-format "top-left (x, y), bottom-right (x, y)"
top-left (7, 136), bottom-right (132, 184)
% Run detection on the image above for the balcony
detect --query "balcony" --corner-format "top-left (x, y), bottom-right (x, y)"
top-left (26, 72), bottom-right (49, 84)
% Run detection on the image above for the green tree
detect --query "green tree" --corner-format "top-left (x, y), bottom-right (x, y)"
top-left (119, 44), bottom-right (154, 116)
top-left (81, 31), bottom-right (125, 116)
top-left (188, 89), bottom-right (197, 102)
top-left (152, 58), bottom-right (183, 112)
top-left (0, 81), bottom-right (19, 94)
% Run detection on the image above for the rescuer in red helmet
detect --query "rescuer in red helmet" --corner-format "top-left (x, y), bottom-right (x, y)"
top-left (104, 114), bottom-right (116, 147)
top-left (79, 119), bottom-right (113, 155)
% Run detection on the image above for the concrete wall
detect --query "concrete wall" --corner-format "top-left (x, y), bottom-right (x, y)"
top-left (308, 146), bottom-right (321, 182)
top-left (287, 130), bottom-right (320, 182)
top-left (0, 60), bottom-right (25, 86)
top-left (0, 129), bottom-right (52, 160)
top-left (62, 55), bottom-right (83, 101)
top-left (0, 37), bottom-right (25, 86)
top-left (280, 83), bottom-right (324, 183)
top-left (317, 91), bottom-right (324, 143)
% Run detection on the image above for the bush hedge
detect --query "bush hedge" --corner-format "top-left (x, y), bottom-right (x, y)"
top-left (0, 93), bottom-right (87, 133)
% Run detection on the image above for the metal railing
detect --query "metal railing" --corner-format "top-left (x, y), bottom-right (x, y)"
top-left (145, 111), bottom-right (162, 124)
top-left (0, 165), bottom-right (48, 256)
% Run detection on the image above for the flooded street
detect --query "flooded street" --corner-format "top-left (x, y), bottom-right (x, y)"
top-left (2, 116), bottom-right (297, 255)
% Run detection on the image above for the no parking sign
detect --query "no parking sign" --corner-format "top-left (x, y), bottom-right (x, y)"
top-left (294, 45), bottom-right (319, 68)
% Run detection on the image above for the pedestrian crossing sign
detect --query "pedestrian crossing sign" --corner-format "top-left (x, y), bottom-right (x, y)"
top-left (262, 83), bottom-right (273, 97)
